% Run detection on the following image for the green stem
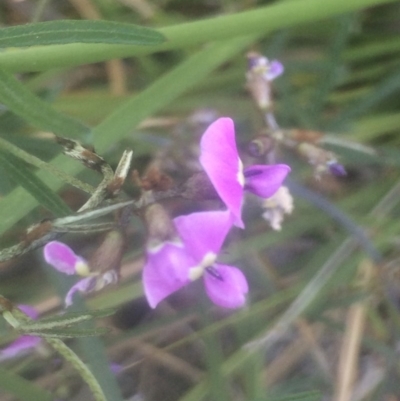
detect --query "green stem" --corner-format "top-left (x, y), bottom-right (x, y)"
top-left (45, 338), bottom-right (107, 401)
top-left (0, 137), bottom-right (94, 194)
top-left (1, 301), bottom-right (107, 401)
top-left (0, 0), bottom-right (396, 72)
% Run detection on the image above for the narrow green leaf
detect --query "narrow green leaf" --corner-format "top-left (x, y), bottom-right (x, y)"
top-left (27, 327), bottom-right (109, 338)
top-left (0, 151), bottom-right (70, 217)
top-left (0, 20), bottom-right (165, 47)
top-left (0, 66), bottom-right (90, 137)
top-left (19, 308), bottom-right (115, 332)
top-left (0, 367), bottom-right (53, 401)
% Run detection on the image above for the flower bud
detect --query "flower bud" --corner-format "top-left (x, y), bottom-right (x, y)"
top-left (247, 137), bottom-right (274, 158)
top-left (298, 143), bottom-right (346, 178)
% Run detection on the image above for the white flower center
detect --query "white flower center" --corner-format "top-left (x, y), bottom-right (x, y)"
top-left (188, 252), bottom-right (217, 281)
top-left (237, 158), bottom-right (245, 187)
top-left (75, 260), bottom-right (90, 276)
top-left (147, 238), bottom-right (183, 254)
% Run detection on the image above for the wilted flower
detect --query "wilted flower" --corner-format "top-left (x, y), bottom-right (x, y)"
top-left (0, 305), bottom-right (41, 361)
top-left (199, 118), bottom-right (290, 227)
top-left (246, 52), bottom-right (284, 111)
top-left (44, 241), bottom-right (118, 307)
top-left (298, 143), bottom-right (346, 178)
top-left (262, 186), bottom-right (294, 231)
top-left (143, 210), bottom-right (248, 309)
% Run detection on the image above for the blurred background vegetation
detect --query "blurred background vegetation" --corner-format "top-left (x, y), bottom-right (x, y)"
top-left (0, 0), bottom-right (400, 400)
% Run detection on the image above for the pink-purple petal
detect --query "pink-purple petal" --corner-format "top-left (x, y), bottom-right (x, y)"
top-left (65, 277), bottom-right (96, 307)
top-left (173, 210), bottom-right (234, 262)
top-left (44, 241), bottom-right (86, 275)
top-left (244, 164), bottom-right (290, 198)
top-left (203, 264), bottom-right (248, 308)
top-left (199, 118), bottom-right (244, 228)
top-left (266, 60), bottom-right (284, 80)
top-left (18, 304), bottom-right (39, 320)
top-left (143, 243), bottom-right (195, 308)
top-left (0, 335), bottom-right (41, 361)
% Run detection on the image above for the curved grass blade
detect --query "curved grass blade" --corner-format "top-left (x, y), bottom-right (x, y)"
top-left (0, 20), bottom-right (165, 48)
top-left (0, 151), bottom-right (70, 217)
top-left (18, 308), bottom-right (115, 332)
top-left (0, 67), bottom-right (90, 137)
top-left (25, 327), bottom-right (109, 338)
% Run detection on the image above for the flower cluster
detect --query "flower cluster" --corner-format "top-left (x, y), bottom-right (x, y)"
top-left (40, 117), bottom-right (290, 311)
top-left (143, 117), bottom-right (290, 309)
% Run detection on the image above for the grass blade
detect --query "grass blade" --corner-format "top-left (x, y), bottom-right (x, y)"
top-left (0, 66), bottom-right (90, 137)
top-left (0, 20), bottom-right (165, 47)
top-left (0, 151), bottom-right (70, 217)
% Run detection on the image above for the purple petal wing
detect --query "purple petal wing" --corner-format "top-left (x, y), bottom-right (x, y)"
top-left (174, 210), bottom-right (234, 262)
top-left (143, 243), bottom-right (195, 308)
top-left (265, 60), bottom-right (284, 80)
top-left (0, 335), bottom-right (41, 361)
top-left (18, 304), bottom-right (39, 320)
top-left (44, 241), bottom-right (87, 275)
top-left (65, 277), bottom-right (96, 307)
top-left (199, 118), bottom-right (244, 228)
top-left (203, 264), bottom-right (248, 309)
top-left (244, 164), bottom-right (290, 198)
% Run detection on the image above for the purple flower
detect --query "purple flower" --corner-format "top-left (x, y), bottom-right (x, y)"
top-left (143, 210), bottom-right (248, 309)
top-left (44, 241), bottom-right (89, 276)
top-left (328, 161), bottom-right (347, 177)
top-left (247, 54), bottom-right (284, 81)
top-left (199, 118), bottom-right (290, 227)
top-left (44, 241), bottom-right (118, 307)
top-left (0, 305), bottom-right (41, 361)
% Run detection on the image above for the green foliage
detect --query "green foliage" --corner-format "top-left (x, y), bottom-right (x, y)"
top-left (0, 0), bottom-right (399, 400)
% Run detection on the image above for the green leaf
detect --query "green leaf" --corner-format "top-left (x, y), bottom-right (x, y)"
top-left (0, 66), bottom-right (90, 137)
top-left (27, 327), bottom-right (109, 338)
top-left (0, 20), bottom-right (165, 47)
top-left (0, 367), bottom-right (53, 401)
top-left (0, 151), bottom-right (70, 217)
top-left (19, 308), bottom-right (115, 332)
